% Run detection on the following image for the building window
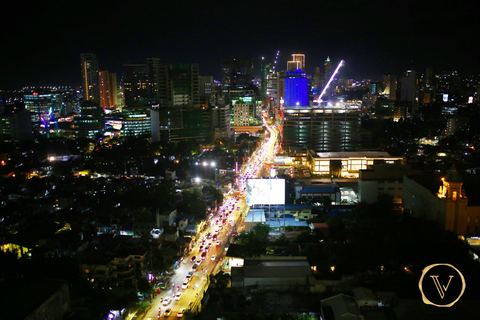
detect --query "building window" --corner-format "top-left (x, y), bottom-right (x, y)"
top-left (467, 217), bottom-right (471, 223)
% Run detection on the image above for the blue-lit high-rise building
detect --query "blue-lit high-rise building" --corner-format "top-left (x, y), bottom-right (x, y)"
top-left (284, 72), bottom-right (309, 107)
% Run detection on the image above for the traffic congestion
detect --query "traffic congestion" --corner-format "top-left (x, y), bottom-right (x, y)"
top-left (148, 113), bottom-right (279, 319)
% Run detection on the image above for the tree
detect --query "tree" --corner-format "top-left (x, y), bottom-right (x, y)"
top-left (236, 224), bottom-right (270, 257)
top-left (209, 271), bottom-right (231, 293)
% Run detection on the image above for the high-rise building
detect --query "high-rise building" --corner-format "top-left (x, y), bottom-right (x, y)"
top-left (231, 97), bottom-right (263, 127)
top-left (287, 54), bottom-right (305, 72)
top-left (199, 76), bottom-right (214, 107)
top-left (122, 60), bottom-right (199, 108)
top-left (211, 105), bottom-right (233, 141)
top-left (147, 58), bottom-right (169, 105)
top-left (283, 101), bottom-right (361, 152)
top-left (221, 57), bottom-right (255, 98)
top-left (313, 67), bottom-right (321, 88)
top-left (156, 107), bottom-right (210, 142)
top-left (169, 63), bottom-right (200, 108)
top-left (122, 63), bottom-right (149, 107)
top-left (121, 105), bottom-right (151, 137)
top-left (399, 69), bottom-right (419, 113)
top-left (80, 53), bottom-right (100, 103)
top-left (324, 56), bottom-right (332, 85)
top-left (99, 71), bottom-right (118, 109)
top-left (278, 71), bottom-right (309, 107)
top-left (73, 101), bottom-right (104, 139)
top-left (0, 104), bottom-right (33, 143)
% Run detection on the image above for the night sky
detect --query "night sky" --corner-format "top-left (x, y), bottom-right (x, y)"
top-left (2, 0), bottom-right (479, 89)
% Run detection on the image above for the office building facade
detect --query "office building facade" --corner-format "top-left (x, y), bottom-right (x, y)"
top-left (73, 101), bottom-right (104, 139)
top-left (80, 53), bottom-right (100, 103)
top-left (221, 57), bottom-right (255, 98)
top-left (99, 71), bottom-right (118, 109)
top-left (283, 101), bottom-right (361, 152)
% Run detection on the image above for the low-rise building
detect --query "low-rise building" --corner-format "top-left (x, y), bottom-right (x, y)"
top-left (359, 164), bottom-right (418, 204)
top-left (403, 166), bottom-right (480, 236)
top-left (321, 293), bottom-right (363, 320)
top-left (306, 150), bottom-right (404, 178)
top-left (231, 256), bottom-right (312, 292)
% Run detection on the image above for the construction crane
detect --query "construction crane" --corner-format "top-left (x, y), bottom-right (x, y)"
top-left (318, 59), bottom-right (345, 102)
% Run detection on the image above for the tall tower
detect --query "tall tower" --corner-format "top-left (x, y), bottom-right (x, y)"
top-left (99, 71), bottom-right (118, 109)
top-left (80, 53), bottom-right (100, 103)
top-left (323, 56), bottom-right (332, 85)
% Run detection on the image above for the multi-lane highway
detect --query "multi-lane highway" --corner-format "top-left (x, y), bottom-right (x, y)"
top-left (144, 112), bottom-right (279, 319)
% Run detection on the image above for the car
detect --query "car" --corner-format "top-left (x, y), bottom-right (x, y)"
top-left (177, 308), bottom-right (186, 318)
top-left (208, 242), bottom-right (212, 247)
top-left (174, 292), bottom-right (182, 301)
top-left (190, 256), bottom-right (196, 262)
top-left (211, 254), bottom-right (216, 261)
top-left (199, 246), bottom-right (204, 252)
top-left (216, 240), bottom-right (221, 245)
top-left (188, 271), bottom-right (194, 276)
top-left (196, 259), bottom-right (201, 265)
top-left (163, 308), bottom-right (172, 316)
top-left (162, 297), bottom-right (171, 306)
top-left (204, 247), bottom-right (209, 253)
top-left (185, 275), bottom-right (192, 282)
top-left (182, 281), bottom-right (189, 289)
top-left (192, 264), bottom-right (198, 270)
top-left (201, 252), bottom-right (207, 260)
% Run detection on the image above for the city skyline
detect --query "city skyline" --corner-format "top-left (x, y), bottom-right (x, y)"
top-left (1, 1), bottom-right (479, 89)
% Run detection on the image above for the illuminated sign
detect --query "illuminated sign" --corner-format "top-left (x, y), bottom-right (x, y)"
top-left (443, 94), bottom-right (449, 102)
top-left (246, 178), bottom-right (285, 205)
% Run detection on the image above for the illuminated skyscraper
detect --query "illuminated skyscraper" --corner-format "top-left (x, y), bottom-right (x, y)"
top-left (278, 71), bottom-right (309, 107)
top-left (283, 101), bottom-right (361, 152)
top-left (324, 56), bottom-right (332, 85)
top-left (287, 53), bottom-right (305, 72)
top-left (99, 71), bottom-right (118, 109)
top-left (74, 101), bottom-right (104, 139)
top-left (80, 53), bottom-right (100, 103)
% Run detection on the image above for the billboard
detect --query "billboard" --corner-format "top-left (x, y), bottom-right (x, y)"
top-left (246, 178), bottom-right (285, 205)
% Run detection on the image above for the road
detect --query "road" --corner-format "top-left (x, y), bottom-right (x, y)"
top-left (143, 112), bottom-right (279, 319)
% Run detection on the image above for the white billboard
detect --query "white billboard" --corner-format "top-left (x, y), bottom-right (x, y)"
top-left (246, 178), bottom-right (285, 205)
